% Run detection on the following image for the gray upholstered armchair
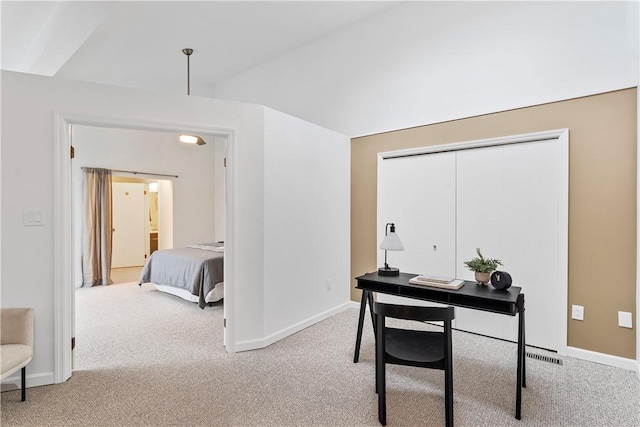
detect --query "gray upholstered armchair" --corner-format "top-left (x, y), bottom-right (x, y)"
top-left (1, 308), bottom-right (34, 401)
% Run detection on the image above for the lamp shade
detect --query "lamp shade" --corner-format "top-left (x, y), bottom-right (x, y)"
top-left (380, 230), bottom-right (404, 251)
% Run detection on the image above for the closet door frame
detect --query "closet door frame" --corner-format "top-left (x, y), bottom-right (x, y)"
top-left (376, 129), bottom-right (569, 355)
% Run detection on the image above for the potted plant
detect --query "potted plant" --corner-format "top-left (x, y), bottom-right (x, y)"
top-left (463, 248), bottom-right (502, 285)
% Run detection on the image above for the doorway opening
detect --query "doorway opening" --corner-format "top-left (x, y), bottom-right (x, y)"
top-left (55, 116), bottom-right (236, 382)
top-left (109, 177), bottom-right (167, 285)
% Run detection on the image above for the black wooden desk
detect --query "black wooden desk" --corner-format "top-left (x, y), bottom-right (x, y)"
top-left (354, 271), bottom-right (526, 420)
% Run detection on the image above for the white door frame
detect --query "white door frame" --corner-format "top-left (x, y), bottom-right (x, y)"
top-left (53, 112), bottom-right (237, 383)
top-left (377, 129), bottom-right (570, 355)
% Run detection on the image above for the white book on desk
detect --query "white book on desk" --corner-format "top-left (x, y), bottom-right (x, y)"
top-left (413, 274), bottom-right (455, 284)
top-left (409, 276), bottom-right (464, 290)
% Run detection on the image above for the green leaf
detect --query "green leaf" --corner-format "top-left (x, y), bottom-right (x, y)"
top-left (463, 248), bottom-right (502, 273)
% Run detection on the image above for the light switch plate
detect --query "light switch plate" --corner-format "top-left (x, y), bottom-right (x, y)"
top-left (23, 209), bottom-right (46, 226)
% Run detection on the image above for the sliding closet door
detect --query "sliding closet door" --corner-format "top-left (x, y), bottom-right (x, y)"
top-left (378, 138), bottom-right (563, 350)
top-left (456, 140), bottom-right (560, 350)
top-left (499, 140), bottom-right (560, 349)
top-left (378, 152), bottom-right (456, 306)
top-left (455, 146), bottom-right (506, 339)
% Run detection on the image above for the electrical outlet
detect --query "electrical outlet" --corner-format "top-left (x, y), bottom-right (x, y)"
top-left (618, 311), bottom-right (632, 328)
top-left (571, 305), bottom-right (584, 321)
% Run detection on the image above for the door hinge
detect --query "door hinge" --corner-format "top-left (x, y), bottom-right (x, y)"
top-left (144, 254), bottom-right (147, 259)
top-left (144, 190), bottom-right (147, 195)
top-left (224, 157), bottom-right (227, 168)
top-left (223, 318), bottom-right (226, 328)
top-left (70, 145), bottom-right (75, 159)
top-left (71, 337), bottom-right (75, 350)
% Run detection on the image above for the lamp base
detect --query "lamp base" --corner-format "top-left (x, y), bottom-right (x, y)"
top-left (378, 266), bottom-right (400, 276)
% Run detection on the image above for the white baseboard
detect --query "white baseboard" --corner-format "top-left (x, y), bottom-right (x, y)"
top-left (347, 300), bottom-right (360, 309)
top-left (233, 302), bottom-right (353, 352)
top-left (1, 371), bottom-right (55, 391)
top-left (566, 346), bottom-right (637, 371)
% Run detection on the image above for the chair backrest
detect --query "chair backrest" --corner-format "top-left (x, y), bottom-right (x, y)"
top-left (373, 302), bottom-right (454, 323)
top-left (1, 308), bottom-right (34, 346)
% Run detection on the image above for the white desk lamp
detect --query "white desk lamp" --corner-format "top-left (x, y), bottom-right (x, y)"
top-left (378, 223), bottom-right (404, 276)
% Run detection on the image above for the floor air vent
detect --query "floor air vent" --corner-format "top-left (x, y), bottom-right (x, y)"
top-left (526, 351), bottom-right (563, 365)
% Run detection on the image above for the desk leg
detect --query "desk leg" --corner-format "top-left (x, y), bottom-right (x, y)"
top-left (367, 290), bottom-right (376, 337)
top-left (516, 294), bottom-right (525, 420)
top-left (522, 306), bottom-right (526, 388)
top-left (354, 290), bottom-right (370, 363)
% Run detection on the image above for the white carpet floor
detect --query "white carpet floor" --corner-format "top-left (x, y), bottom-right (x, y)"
top-left (2, 282), bottom-right (639, 426)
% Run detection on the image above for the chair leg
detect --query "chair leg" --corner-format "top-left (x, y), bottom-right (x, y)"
top-left (377, 364), bottom-right (386, 426)
top-left (375, 353), bottom-right (378, 394)
top-left (21, 366), bottom-right (26, 402)
top-left (444, 366), bottom-right (453, 427)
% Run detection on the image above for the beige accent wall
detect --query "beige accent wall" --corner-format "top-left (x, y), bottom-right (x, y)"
top-left (351, 88), bottom-right (637, 359)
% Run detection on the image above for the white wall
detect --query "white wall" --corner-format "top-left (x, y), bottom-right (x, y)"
top-left (262, 107), bottom-right (350, 342)
top-left (158, 180), bottom-right (173, 250)
top-left (72, 125), bottom-right (218, 285)
top-left (1, 70), bottom-right (350, 386)
top-left (215, 1), bottom-right (639, 137)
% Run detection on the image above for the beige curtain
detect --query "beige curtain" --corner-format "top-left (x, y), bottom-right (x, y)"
top-left (81, 168), bottom-right (113, 287)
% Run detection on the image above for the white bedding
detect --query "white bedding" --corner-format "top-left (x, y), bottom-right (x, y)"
top-left (187, 244), bottom-right (224, 253)
top-left (154, 282), bottom-right (224, 304)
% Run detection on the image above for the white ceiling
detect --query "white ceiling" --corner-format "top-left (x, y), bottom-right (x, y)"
top-left (2, 1), bottom-right (397, 96)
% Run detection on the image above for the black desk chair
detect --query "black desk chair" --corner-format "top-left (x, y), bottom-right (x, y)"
top-left (373, 302), bottom-right (455, 427)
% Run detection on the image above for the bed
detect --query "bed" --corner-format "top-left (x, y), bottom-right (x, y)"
top-left (138, 243), bottom-right (224, 308)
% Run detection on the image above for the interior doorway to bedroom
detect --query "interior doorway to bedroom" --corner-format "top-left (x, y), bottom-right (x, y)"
top-left (70, 123), bottom-right (226, 373)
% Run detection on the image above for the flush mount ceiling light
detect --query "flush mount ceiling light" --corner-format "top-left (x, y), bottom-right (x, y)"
top-left (179, 48), bottom-right (206, 146)
top-left (179, 134), bottom-right (206, 145)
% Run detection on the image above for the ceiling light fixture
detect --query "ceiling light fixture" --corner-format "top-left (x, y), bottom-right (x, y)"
top-left (179, 48), bottom-right (206, 146)
top-left (179, 134), bottom-right (206, 145)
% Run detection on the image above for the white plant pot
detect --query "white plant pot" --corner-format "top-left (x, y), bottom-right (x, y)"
top-left (475, 272), bottom-right (491, 285)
